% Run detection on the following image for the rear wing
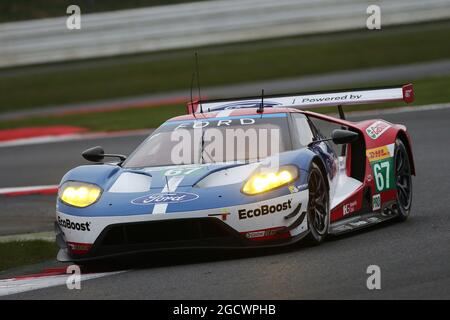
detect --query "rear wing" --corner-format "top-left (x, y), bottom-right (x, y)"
top-left (186, 84), bottom-right (414, 115)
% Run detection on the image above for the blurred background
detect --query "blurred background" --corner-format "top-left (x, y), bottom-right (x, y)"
top-left (1, 0), bottom-right (450, 131)
top-left (0, 0), bottom-right (450, 246)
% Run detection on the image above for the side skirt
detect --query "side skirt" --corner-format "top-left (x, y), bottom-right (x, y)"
top-left (329, 210), bottom-right (397, 235)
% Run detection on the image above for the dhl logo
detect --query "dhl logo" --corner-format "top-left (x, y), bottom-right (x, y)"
top-left (366, 145), bottom-right (391, 162)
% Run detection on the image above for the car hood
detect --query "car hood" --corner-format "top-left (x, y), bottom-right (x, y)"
top-left (111, 161), bottom-right (258, 192)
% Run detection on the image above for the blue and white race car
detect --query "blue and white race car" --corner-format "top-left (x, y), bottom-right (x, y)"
top-left (55, 85), bottom-right (415, 262)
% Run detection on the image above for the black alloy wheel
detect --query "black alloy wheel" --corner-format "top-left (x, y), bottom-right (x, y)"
top-left (305, 162), bottom-right (329, 244)
top-left (394, 139), bottom-right (413, 221)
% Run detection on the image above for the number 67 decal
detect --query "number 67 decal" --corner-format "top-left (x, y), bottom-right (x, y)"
top-left (372, 158), bottom-right (394, 192)
top-left (164, 167), bottom-right (202, 176)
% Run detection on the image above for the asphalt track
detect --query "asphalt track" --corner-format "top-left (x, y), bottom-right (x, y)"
top-left (1, 106), bottom-right (450, 299)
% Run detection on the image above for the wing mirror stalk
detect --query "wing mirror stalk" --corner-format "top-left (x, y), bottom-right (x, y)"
top-left (308, 129), bottom-right (359, 147)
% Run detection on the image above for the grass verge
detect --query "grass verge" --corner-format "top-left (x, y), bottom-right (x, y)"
top-left (1, 74), bottom-right (449, 132)
top-left (0, 240), bottom-right (58, 272)
top-left (1, 21), bottom-right (450, 112)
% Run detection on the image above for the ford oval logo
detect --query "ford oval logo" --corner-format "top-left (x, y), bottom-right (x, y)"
top-left (131, 192), bottom-right (199, 205)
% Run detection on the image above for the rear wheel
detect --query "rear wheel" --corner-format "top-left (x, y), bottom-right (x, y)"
top-left (305, 162), bottom-right (330, 245)
top-left (394, 139), bottom-right (413, 221)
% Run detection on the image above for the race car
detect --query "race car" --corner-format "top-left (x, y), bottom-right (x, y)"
top-left (55, 84), bottom-right (415, 262)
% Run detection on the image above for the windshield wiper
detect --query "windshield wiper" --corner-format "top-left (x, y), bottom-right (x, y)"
top-left (199, 130), bottom-right (215, 164)
top-left (200, 130), bottom-right (205, 164)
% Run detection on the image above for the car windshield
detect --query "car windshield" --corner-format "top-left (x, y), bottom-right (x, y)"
top-left (123, 113), bottom-right (292, 168)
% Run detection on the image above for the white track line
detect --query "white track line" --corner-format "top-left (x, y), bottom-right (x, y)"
top-left (0, 271), bottom-right (125, 297)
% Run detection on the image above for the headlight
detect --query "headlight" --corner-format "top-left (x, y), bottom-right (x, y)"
top-left (242, 165), bottom-right (298, 195)
top-left (59, 181), bottom-right (102, 208)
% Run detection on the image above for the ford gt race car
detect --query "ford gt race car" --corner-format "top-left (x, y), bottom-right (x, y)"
top-left (55, 84), bottom-right (415, 262)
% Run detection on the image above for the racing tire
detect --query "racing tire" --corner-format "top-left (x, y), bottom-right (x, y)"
top-left (305, 162), bottom-right (330, 245)
top-left (394, 138), bottom-right (413, 221)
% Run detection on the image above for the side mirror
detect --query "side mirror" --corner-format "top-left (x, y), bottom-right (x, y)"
top-left (331, 129), bottom-right (359, 145)
top-left (82, 146), bottom-right (126, 163)
top-left (82, 146), bottom-right (105, 162)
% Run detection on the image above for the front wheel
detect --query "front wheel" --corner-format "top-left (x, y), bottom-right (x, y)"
top-left (305, 162), bottom-right (330, 245)
top-left (394, 139), bottom-right (413, 221)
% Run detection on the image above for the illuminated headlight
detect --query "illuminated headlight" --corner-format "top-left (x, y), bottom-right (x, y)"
top-left (242, 165), bottom-right (298, 195)
top-left (59, 181), bottom-right (102, 208)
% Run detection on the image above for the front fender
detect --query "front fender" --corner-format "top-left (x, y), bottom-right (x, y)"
top-left (60, 164), bottom-right (122, 188)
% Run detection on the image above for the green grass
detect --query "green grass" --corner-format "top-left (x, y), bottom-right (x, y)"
top-left (1, 21), bottom-right (450, 113)
top-left (0, 0), bottom-right (209, 23)
top-left (0, 241), bottom-right (58, 272)
top-left (1, 74), bottom-right (449, 132)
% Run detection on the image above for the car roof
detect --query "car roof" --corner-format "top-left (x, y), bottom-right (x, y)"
top-left (167, 107), bottom-right (301, 122)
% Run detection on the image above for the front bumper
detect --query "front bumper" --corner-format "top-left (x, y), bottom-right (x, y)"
top-left (55, 216), bottom-right (309, 262)
top-left (55, 192), bottom-right (309, 262)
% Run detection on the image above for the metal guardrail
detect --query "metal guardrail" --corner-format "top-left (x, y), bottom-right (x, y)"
top-left (1, 0), bottom-right (450, 68)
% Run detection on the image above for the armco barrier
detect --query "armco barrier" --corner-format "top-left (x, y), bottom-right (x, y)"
top-left (1, 0), bottom-right (450, 68)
